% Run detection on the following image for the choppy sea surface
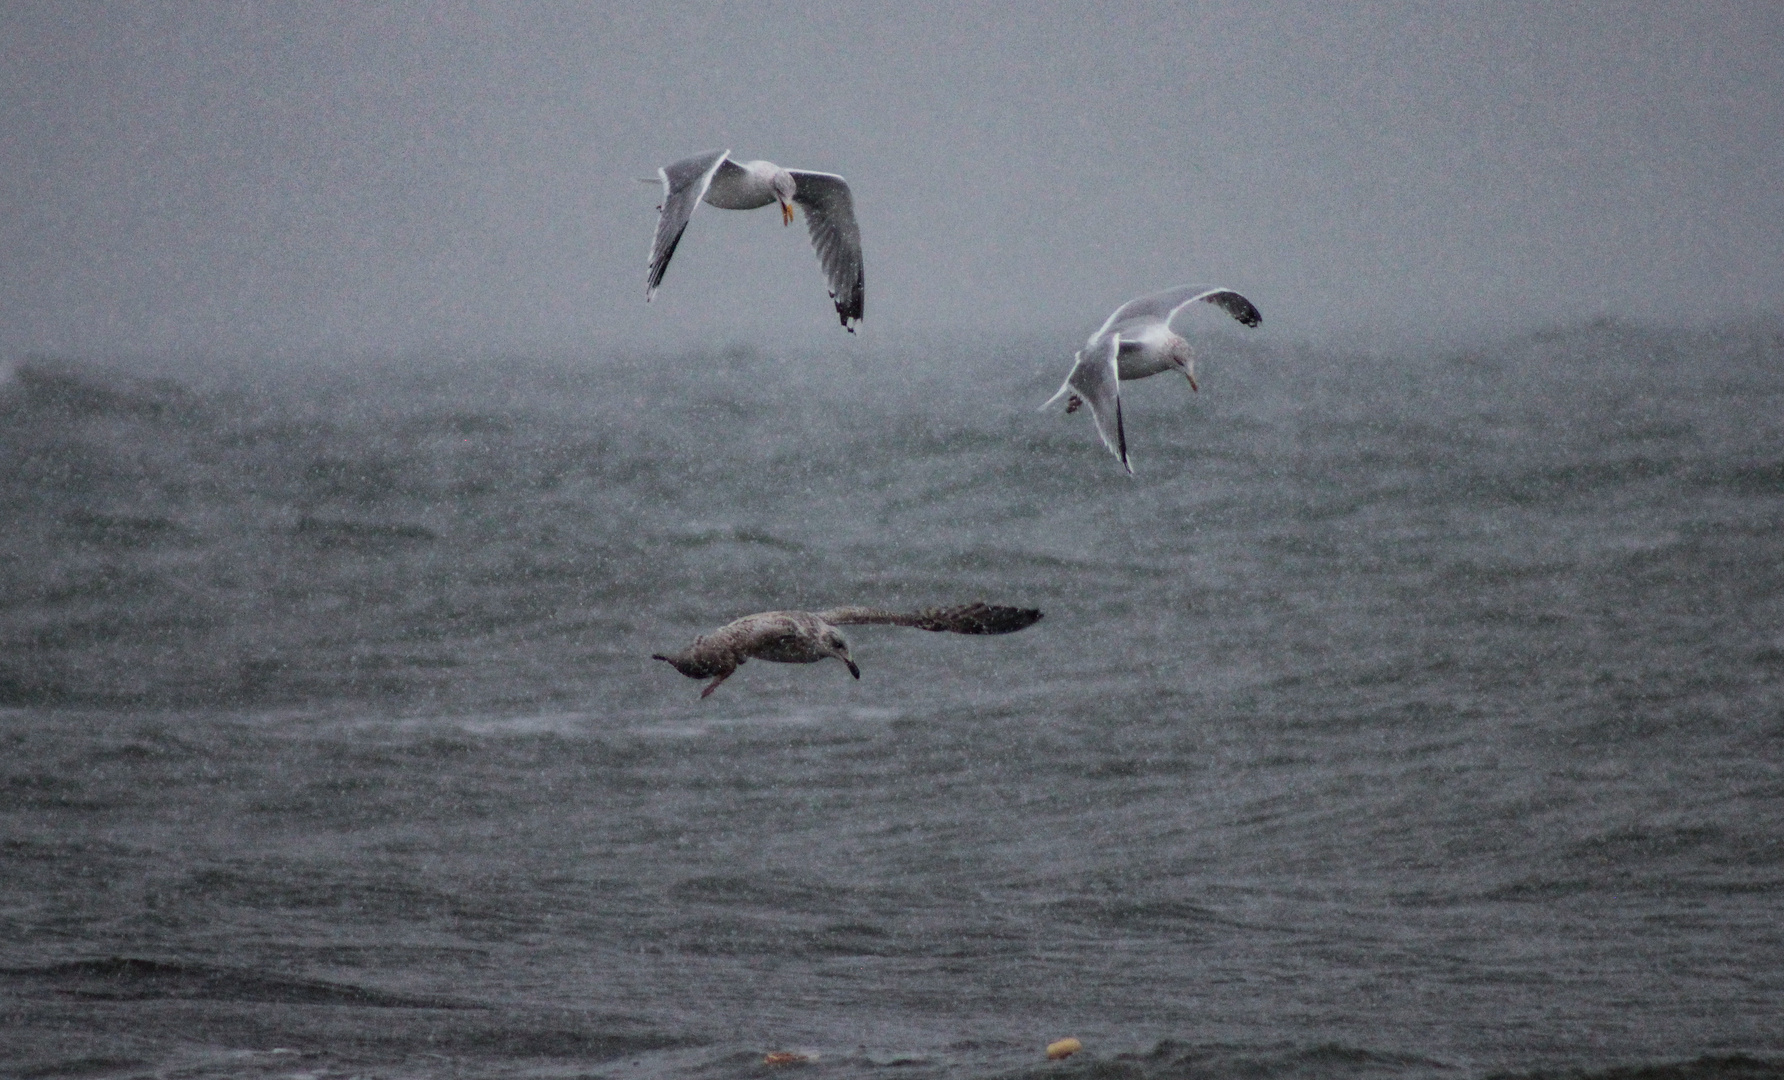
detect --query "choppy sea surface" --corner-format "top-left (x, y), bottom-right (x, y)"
top-left (2, 323), bottom-right (1782, 1080)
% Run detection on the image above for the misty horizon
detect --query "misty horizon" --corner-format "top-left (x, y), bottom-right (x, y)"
top-left (4, 1), bottom-right (1781, 363)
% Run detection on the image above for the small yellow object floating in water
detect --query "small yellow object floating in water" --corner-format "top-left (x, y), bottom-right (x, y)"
top-left (1046, 1038), bottom-right (1082, 1060)
top-left (763, 1051), bottom-right (812, 1065)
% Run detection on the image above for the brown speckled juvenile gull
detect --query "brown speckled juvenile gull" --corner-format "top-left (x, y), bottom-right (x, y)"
top-left (652, 603), bottom-right (1042, 698)
top-left (1043, 284), bottom-right (1262, 474)
top-left (646, 149), bottom-right (865, 332)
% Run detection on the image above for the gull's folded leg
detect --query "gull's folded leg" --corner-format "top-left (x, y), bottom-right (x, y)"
top-left (700, 673), bottom-right (731, 698)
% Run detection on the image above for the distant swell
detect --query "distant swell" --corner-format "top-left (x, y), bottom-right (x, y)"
top-left (0, 957), bottom-right (476, 1009)
top-left (1484, 1056), bottom-right (1784, 1080)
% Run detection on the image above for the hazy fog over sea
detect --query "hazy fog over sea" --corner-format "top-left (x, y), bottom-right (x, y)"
top-left (4, 1), bottom-right (1781, 358)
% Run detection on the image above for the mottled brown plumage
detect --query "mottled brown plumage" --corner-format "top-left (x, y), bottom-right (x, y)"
top-left (652, 602), bottom-right (1043, 697)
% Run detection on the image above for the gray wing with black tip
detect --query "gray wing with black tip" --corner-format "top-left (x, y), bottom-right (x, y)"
top-left (1094, 284), bottom-right (1261, 342)
top-left (646, 149), bottom-right (730, 300)
top-left (789, 170), bottom-right (865, 330)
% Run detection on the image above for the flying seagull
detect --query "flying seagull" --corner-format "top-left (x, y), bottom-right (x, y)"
top-left (652, 602), bottom-right (1042, 698)
top-left (646, 149), bottom-right (865, 332)
top-left (1042, 285), bottom-right (1262, 474)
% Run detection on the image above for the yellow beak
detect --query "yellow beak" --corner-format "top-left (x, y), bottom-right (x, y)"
top-left (781, 201), bottom-right (795, 226)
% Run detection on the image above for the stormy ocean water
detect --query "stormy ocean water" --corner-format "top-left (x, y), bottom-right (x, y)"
top-left (2, 323), bottom-right (1781, 1080)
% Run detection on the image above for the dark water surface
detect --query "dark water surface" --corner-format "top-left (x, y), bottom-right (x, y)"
top-left (2, 324), bottom-right (1782, 1079)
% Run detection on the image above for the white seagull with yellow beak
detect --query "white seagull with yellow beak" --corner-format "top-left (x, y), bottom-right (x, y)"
top-left (1043, 285), bottom-right (1262, 474)
top-left (645, 149), bottom-right (865, 331)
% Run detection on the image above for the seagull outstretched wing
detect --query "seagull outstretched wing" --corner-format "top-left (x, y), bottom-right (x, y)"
top-left (789, 170), bottom-right (865, 331)
top-left (816, 602), bottom-right (1043, 634)
top-left (1092, 284), bottom-right (1261, 345)
top-left (1042, 335), bottom-right (1130, 474)
top-left (646, 149), bottom-right (731, 299)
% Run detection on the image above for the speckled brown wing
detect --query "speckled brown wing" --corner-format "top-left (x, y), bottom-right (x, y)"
top-left (817, 603), bottom-right (1042, 635)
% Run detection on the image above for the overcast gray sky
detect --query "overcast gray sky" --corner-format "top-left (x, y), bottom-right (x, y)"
top-left (3, 1), bottom-right (1780, 360)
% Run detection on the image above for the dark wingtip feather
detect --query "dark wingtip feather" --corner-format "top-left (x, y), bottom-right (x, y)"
top-left (916, 602), bottom-right (1043, 635)
top-left (1115, 395), bottom-right (1129, 472)
top-left (981, 606), bottom-right (1043, 634)
top-left (647, 225), bottom-right (688, 294)
top-left (834, 282), bottom-right (864, 330)
top-left (1208, 290), bottom-right (1262, 328)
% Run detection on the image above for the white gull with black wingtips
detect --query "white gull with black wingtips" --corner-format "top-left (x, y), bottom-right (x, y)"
top-left (645, 149), bottom-right (865, 332)
top-left (1042, 284), bottom-right (1262, 474)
